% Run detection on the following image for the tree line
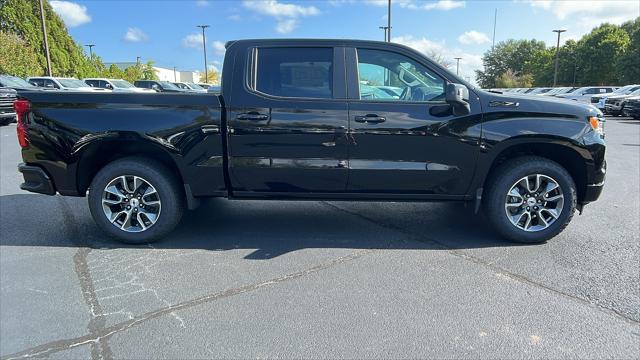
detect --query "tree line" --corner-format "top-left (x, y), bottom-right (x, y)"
top-left (476, 18), bottom-right (640, 88)
top-left (0, 0), bottom-right (156, 82)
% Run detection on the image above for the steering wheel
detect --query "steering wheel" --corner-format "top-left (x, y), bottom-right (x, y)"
top-left (399, 86), bottom-right (410, 101)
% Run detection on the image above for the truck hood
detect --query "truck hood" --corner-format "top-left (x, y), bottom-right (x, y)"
top-left (480, 90), bottom-right (601, 118)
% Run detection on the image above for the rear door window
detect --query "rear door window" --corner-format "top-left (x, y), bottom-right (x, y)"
top-left (253, 47), bottom-right (334, 99)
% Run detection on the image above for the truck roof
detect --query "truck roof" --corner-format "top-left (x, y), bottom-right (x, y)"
top-left (226, 38), bottom-right (407, 49)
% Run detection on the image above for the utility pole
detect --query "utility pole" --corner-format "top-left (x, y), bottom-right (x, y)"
top-left (454, 57), bottom-right (462, 75)
top-left (136, 56), bottom-right (141, 65)
top-left (387, 0), bottom-right (392, 42)
top-left (492, 8), bottom-right (497, 50)
top-left (552, 29), bottom-right (566, 87)
top-left (378, 26), bottom-right (389, 42)
top-left (173, 67), bottom-right (177, 82)
top-left (84, 44), bottom-right (95, 59)
top-left (38, 0), bottom-right (52, 76)
top-left (196, 25), bottom-right (210, 82)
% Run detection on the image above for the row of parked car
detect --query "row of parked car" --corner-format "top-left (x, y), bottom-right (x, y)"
top-left (0, 74), bottom-right (221, 94)
top-left (0, 74), bottom-right (222, 124)
top-left (490, 85), bottom-right (640, 119)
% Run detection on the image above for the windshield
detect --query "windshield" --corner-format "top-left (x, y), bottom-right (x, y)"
top-left (111, 80), bottom-right (135, 88)
top-left (186, 83), bottom-right (205, 90)
top-left (57, 78), bottom-right (88, 88)
top-left (622, 86), bottom-right (640, 94)
top-left (159, 81), bottom-right (180, 90)
top-left (629, 88), bottom-right (640, 96)
top-left (0, 75), bottom-right (35, 88)
top-left (612, 85), bottom-right (636, 94)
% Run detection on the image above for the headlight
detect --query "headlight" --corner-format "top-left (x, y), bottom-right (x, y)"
top-left (589, 116), bottom-right (605, 137)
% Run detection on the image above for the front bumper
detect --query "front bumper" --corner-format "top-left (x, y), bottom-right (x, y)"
top-left (583, 160), bottom-right (606, 204)
top-left (605, 104), bottom-right (623, 113)
top-left (18, 163), bottom-right (56, 195)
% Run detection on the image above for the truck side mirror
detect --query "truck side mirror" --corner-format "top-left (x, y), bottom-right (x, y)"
top-left (151, 84), bottom-right (160, 91)
top-left (445, 83), bottom-right (470, 116)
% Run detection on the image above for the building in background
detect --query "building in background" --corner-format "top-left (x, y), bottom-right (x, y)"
top-left (104, 62), bottom-right (202, 83)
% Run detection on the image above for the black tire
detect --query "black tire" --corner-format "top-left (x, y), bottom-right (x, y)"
top-left (88, 157), bottom-right (185, 244)
top-left (483, 156), bottom-right (577, 243)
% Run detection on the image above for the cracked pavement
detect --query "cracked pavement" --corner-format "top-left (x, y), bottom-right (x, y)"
top-left (1, 118), bottom-right (639, 359)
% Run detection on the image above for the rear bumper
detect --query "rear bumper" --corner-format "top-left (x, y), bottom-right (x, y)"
top-left (18, 163), bottom-right (55, 195)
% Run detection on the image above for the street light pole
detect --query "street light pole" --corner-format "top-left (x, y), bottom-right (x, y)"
top-left (552, 29), bottom-right (566, 87)
top-left (454, 57), bottom-right (462, 75)
top-left (378, 26), bottom-right (389, 42)
top-left (136, 56), bottom-right (141, 65)
top-left (173, 67), bottom-right (177, 82)
top-left (38, 0), bottom-right (52, 76)
top-left (196, 25), bottom-right (210, 82)
top-left (84, 44), bottom-right (95, 59)
top-left (387, 0), bottom-right (392, 42)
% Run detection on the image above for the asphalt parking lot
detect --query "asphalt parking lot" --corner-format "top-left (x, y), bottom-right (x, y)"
top-left (0, 117), bottom-right (638, 359)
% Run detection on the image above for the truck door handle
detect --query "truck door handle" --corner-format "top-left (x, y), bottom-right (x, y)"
top-left (236, 112), bottom-right (269, 121)
top-left (354, 114), bottom-right (386, 124)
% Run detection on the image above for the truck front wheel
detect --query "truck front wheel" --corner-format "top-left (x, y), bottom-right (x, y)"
top-left (483, 156), bottom-right (577, 243)
top-left (88, 158), bottom-right (185, 244)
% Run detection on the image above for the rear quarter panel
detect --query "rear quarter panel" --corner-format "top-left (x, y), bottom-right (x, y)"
top-left (17, 91), bottom-right (225, 197)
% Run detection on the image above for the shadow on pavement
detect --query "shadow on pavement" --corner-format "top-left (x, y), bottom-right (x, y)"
top-left (0, 194), bottom-right (525, 259)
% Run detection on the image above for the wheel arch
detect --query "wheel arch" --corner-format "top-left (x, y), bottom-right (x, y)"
top-left (76, 138), bottom-right (185, 195)
top-left (481, 140), bottom-right (590, 204)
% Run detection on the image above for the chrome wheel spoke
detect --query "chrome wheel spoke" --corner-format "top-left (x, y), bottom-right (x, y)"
top-left (545, 194), bottom-right (563, 202)
top-left (120, 210), bottom-right (133, 230)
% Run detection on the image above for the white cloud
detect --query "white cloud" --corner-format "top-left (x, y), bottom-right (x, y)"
top-left (242, 0), bottom-right (319, 17)
top-left (457, 30), bottom-right (490, 45)
top-left (527, 0), bottom-right (639, 26)
top-left (364, 0), bottom-right (415, 8)
top-left (276, 19), bottom-right (298, 33)
top-left (423, 0), bottom-right (465, 10)
top-left (182, 33), bottom-right (203, 48)
top-left (195, 0), bottom-right (209, 6)
top-left (392, 35), bottom-right (483, 84)
top-left (123, 27), bottom-right (148, 42)
top-left (363, 0), bottom-right (465, 10)
top-left (242, 0), bottom-right (320, 33)
top-left (228, 14), bottom-right (241, 21)
top-left (50, 1), bottom-right (91, 27)
top-left (212, 40), bottom-right (226, 56)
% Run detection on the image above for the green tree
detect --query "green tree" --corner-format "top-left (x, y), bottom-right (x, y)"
top-left (574, 23), bottom-right (630, 85)
top-left (475, 39), bottom-right (548, 88)
top-left (0, 0), bottom-right (95, 77)
top-left (0, 31), bottom-right (43, 76)
top-left (617, 18), bottom-right (640, 84)
top-left (142, 61), bottom-right (158, 80)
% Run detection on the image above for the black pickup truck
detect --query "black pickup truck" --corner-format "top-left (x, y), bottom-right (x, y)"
top-left (14, 39), bottom-right (606, 244)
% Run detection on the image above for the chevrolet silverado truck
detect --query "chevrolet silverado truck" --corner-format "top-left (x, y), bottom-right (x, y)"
top-left (14, 39), bottom-right (606, 244)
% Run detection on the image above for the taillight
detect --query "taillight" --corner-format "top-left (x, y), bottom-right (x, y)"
top-left (13, 99), bottom-right (30, 148)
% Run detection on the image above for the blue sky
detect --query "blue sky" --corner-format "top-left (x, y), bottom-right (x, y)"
top-left (51, 0), bottom-right (640, 83)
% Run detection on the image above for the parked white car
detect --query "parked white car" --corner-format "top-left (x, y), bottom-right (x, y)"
top-left (592, 84), bottom-right (640, 111)
top-left (83, 78), bottom-right (155, 93)
top-left (172, 82), bottom-right (207, 93)
top-left (556, 86), bottom-right (617, 103)
top-left (27, 77), bottom-right (108, 92)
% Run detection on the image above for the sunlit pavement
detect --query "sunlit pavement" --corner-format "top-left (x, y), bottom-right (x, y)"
top-left (1, 117), bottom-right (638, 359)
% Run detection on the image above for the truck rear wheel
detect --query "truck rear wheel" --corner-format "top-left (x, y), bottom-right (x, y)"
top-left (88, 158), bottom-right (185, 244)
top-left (483, 156), bottom-right (577, 243)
